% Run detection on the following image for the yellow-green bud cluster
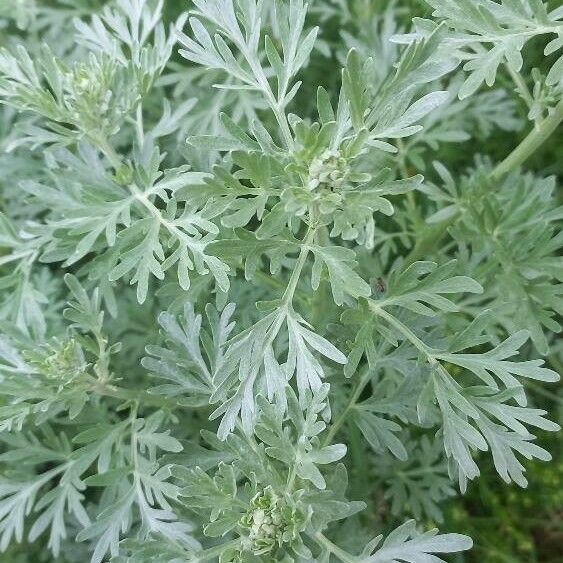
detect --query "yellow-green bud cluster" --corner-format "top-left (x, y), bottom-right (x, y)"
top-left (26, 338), bottom-right (86, 384)
top-left (238, 487), bottom-right (304, 555)
top-left (307, 149), bottom-right (350, 192)
top-left (65, 60), bottom-right (113, 126)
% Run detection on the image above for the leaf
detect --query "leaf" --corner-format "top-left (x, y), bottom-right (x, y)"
top-left (342, 49), bottom-right (370, 130)
top-left (143, 303), bottom-right (235, 407)
top-left (437, 330), bottom-right (560, 399)
top-left (310, 244), bottom-right (371, 305)
top-left (433, 372), bottom-right (559, 490)
top-left (362, 520), bottom-right (472, 562)
top-left (256, 386), bottom-right (346, 490)
top-left (376, 436), bottom-right (456, 522)
top-left (376, 260), bottom-right (483, 315)
top-left (208, 229), bottom-right (299, 279)
top-left (546, 52), bottom-right (563, 85)
top-left (415, 0), bottom-right (563, 99)
top-left (287, 312), bottom-right (347, 402)
top-left (373, 91), bottom-right (450, 138)
top-left (353, 408), bottom-right (408, 461)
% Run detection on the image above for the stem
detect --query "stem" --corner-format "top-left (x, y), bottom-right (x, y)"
top-left (130, 187), bottom-right (208, 260)
top-left (548, 354), bottom-right (563, 375)
top-left (91, 134), bottom-right (122, 170)
top-left (491, 99), bottom-right (563, 181)
top-left (396, 139), bottom-right (409, 180)
top-left (253, 270), bottom-right (309, 309)
top-left (316, 533), bottom-right (358, 563)
top-left (271, 101), bottom-right (295, 151)
top-left (236, 37), bottom-right (294, 152)
top-left (285, 460), bottom-right (298, 492)
top-left (323, 367), bottom-right (373, 446)
top-left (93, 329), bottom-right (111, 382)
top-left (310, 226), bottom-right (330, 326)
top-left (232, 223), bottom-right (316, 441)
top-left (368, 301), bottom-right (436, 362)
top-left (235, 419), bottom-right (262, 457)
top-left (256, 226), bottom-right (317, 492)
top-left (253, 64), bottom-right (293, 150)
top-left (455, 24), bottom-right (563, 46)
top-left (130, 402), bottom-right (140, 468)
top-left (506, 64), bottom-right (535, 118)
top-left (135, 103), bottom-right (145, 147)
top-left (274, 229), bottom-right (318, 493)
top-left (281, 225), bottom-right (316, 305)
top-left (92, 381), bottom-right (174, 409)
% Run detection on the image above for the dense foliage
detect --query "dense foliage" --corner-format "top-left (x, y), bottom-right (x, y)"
top-left (0, 1), bottom-right (561, 561)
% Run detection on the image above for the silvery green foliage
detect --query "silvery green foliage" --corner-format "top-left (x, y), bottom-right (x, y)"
top-left (0, 1), bottom-right (560, 561)
top-left (393, 0), bottom-right (563, 99)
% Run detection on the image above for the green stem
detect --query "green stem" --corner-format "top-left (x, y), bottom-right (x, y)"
top-left (240, 41), bottom-right (294, 152)
top-left (285, 459), bottom-right (298, 492)
top-left (369, 302), bottom-right (435, 360)
top-left (135, 103), bottom-right (145, 147)
top-left (254, 270), bottom-right (309, 309)
top-left (310, 226), bottom-right (331, 327)
top-left (92, 381), bottom-right (174, 409)
top-left (91, 134), bottom-right (122, 170)
top-left (323, 367), bottom-right (373, 447)
top-left (506, 64), bottom-right (535, 117)
top-left (272, 102), bottom-right (295, 151)
top-left (233, 223), bottom-right (316, 445)
top-left (491, 98), bottom-right (563, 181)
top-left (235, 419), bottom-right (262, 458)
top-left (281, 225), bottom-right (316, 305)
top-left (130, 402), bottom-right (140, 467)
top-left (93, 329), bottom-right (111, 382)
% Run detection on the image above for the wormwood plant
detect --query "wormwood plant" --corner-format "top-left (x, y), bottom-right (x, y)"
top-left (0, 0), bottom-right (561, 561)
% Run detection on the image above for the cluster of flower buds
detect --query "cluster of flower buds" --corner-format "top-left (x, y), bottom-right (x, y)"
top-left (65, 59), bottom-right (113, 126)
top-left (307, 149), bottom-right (351, 192)
top-left (25, 338), bottom-right (86, 384)
top-left (238, 487), bottom-right (305, 556)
